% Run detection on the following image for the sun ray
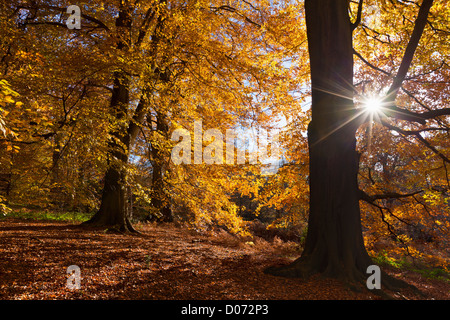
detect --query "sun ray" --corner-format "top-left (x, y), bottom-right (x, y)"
top-left (308, 82), bottom-right (370, 147)
top-left (311, 108), bottom-right (369, 147)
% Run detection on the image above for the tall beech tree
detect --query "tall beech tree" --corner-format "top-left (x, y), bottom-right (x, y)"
top-left (266, 0), bottom-right (374, 285)
top-left (265, 0), bottom-right (437, 291)
top-left (83, 2), bottom-right (135, 231)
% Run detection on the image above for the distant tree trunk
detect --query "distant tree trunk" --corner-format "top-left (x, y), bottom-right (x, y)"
top-left (50, 135), bottom-right (64, 208)
top-left (0, 173), bottom-right (11, 201)
top-left (148, 111), bottom-right (173, 222)
top-left (265, 0), bottom-right (413, 291)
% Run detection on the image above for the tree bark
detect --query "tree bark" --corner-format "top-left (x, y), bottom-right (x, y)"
top-left (148, 111), bottom-right (173, 222)
top-left (265, 0), bottom-right (416, 292)
top-left (84, 1), bottom-right (171, 230)
top-left (82, 4), bottom-right (136, 232)
top-left (83, 69), bottom-right (136, 232)
top-left (84, 80), bottom-right (149, 231)
top-left (50, 135), bottom-right (64, 208)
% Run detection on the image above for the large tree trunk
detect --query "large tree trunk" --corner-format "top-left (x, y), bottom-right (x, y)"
top-left (88, 158), bottom-right (133, 231)
top-left (83, 70), bottom-right (135, 232)
top-left (265, 0), bottom-right (413, 292)
top-left (84, 81), bottom-right (148, 231)
top-left (84, 1), bottom-right (171, 230)
top-left (83, 4), bottom-right (136, 232)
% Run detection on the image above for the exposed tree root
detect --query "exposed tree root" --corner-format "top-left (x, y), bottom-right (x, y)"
top-left (264, 256), bottom-right (424, 299)
top-left (81, 216), bottom-right (139, 234)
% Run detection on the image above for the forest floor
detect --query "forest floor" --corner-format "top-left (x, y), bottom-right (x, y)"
top-left (0, 217), bottom-right (449, 300)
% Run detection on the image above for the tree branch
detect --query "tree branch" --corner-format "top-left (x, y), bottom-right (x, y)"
top-left (135, 7), bottom-right (156, 48)
top-left (360, 189), bottom-right (423, 203)
top-left (353, 48), bottom-right (391, 75)
top-left (366, 0), bottom-right (434, 124)
top-left (209, 5), bottom-right (261, 28)
top-left (17, 4), bottom-right (110, 31)
top-left (381, 119), bottom-right (450, 163)
top-left (385, 0), bottom-right (434, 99)
top-left (128, 92), bottom-right (149, 145)
top-left (351, 0), bottom-right (364, 31)
top-left (45, 5), bottom-right (110, 31)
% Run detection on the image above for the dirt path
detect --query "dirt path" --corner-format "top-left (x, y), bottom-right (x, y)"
top-left (0, 218), bottom-right (448, 300)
